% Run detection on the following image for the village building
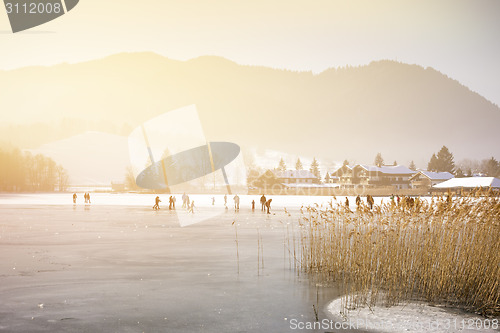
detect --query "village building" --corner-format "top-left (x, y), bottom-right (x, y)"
top-left (330, 165), bottom-right (355, 187)
top-left (273, 170), bottom-right (320, 185)
top-left (324, 171), bottom-right (340, 184)
top-left (432, 177), bottom-right (500, 194)
top-left (409, 171), bottom-right (454, 189)
top-left (331, 164), bottom-right (416, 189)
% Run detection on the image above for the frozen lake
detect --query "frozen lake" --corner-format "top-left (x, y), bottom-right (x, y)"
top-left (0, 194), bottom-right (349, 333)
top-left (3, 193), bottom-right (476, 333)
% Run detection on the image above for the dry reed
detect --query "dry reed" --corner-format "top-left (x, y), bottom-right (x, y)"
top-left (299, 194), bottom-right (500, 317)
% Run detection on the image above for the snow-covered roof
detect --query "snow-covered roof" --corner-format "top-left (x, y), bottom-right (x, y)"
top-left (331, 165), bottom-right (354, 175)
top-left (410, 171), bottom-right (454, 181)
top-left (275, 170), bottom-right (318, 179)
top-left (433, 177), bottom-right (500, 189)
top-left (357, 165), bottom-right (416, 175)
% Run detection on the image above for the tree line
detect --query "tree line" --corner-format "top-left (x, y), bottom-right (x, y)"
top-left (0, 148), bottom-right (68, 192)
top-left (426, 146), bottom-right (500, 177)
top-left (369, 146), bottom-right (499, 177)
top-left (247, 145), bottom-right (500, 187)
top-left (277, 157), bottom-right (320, 178)
top-left (247, 156), bottom-right (322, 187)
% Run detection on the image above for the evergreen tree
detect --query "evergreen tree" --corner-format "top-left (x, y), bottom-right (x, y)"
top-left (295, 158), bottom-right (303, 170)
top-left (374, 153), bottom-right (384, 167)
top-left (343, 159), bottom-right (350, 167)
top-left (436, 146), bottom-right (455, 173)
top-left (409, 160), bottom-right (416, 170)
top-left (483, 157), bottom-right (500, 177)
top-left (428, 153), bottom-right (438, 172)
top-left (278, 157), bottom-right (287, 172)
top-left (455, 168), bottom-right (464, 178)
top-left (310, 157), bottom-right (320, 179)
top-left (324, 172), bottom-right (331, 183)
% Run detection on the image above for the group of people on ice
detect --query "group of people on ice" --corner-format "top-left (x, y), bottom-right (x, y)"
top-left (72, 193), bottom-right (91, 204)
top-left (345, 194), bottom-right (421, 211)
top-left (230, 194), bottom-right (272, 214)
top-left (350, 194), bottom-right (374, 209)
top-left (259, 194), bottom-right (273, 214)
top-left (154, 193), bottom-right (195, 213)
top-left (151, 193), bottom-right (273, 214)
top-left (389, 194), bottom-right (420, 208)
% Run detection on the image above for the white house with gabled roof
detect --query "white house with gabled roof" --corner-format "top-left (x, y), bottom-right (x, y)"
top-left (433, 177), bottom-right (500, 190)
top-left (331, 164), bottom-right (416, 189)
top-left (409, 171), bottom-right (454, 189)
top-left (330, 165), bottom-right (355, 186)
top-left (354, 164), bottom-right (416, 189)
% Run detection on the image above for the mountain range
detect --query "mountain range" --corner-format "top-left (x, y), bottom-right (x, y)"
top-left (1, 52), bottom-right (499, 169)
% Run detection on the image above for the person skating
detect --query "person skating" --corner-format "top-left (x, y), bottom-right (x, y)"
top-left (233, 194), bottom-right (240, 210)
top-left (153, 196), bottom-right (161, 210)
top-left (73, 193), bottom-right (77, 204)
top-left (260, 194), bottom-right (266, 211)
top-left (367, 195), bottom-right (374, 210)
top-left (252, 200), bottom-right (255, 211)
top-left (265, 198), bottom-right (272, 214)
top-left (182, 193), bottom-right (187, 208)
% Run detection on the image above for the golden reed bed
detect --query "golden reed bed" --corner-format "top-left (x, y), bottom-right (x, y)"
top-left (298, 193), bottom-right (500, 317)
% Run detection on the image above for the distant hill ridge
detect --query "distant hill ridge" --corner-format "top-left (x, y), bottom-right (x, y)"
top-left (0, 52), bottom-right (498, 165)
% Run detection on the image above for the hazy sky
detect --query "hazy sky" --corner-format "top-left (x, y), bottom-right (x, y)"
top-left (1, 0), bottom-right (499, 105)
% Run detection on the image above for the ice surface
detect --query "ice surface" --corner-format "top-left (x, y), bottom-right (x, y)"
top-left (0, 198), bottom-right (341, 332)
top-left (1, 194), bottom-right (472, 332)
